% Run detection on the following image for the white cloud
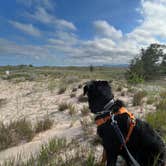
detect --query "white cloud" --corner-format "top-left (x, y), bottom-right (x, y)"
top-left (93, 20), bottom-right (123, 40)
top-left (2, 0), bottom-right (166, 66)
top-left (9, 21), bottom-right (41, 36)
top-left (28, 7), bottom-right (76, 31)
top-left (17, 0), bottom-right (55, 11)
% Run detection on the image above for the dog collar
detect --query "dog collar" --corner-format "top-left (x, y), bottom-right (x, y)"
top-left (95, 99), bottom-right (115, 115)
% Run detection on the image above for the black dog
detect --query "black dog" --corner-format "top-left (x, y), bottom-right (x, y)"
top-left (84, 80), bottom-right (165, 166)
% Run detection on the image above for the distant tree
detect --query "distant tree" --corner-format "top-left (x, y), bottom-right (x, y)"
top-left (90, 65), bottom-right (94, 72)
top-left (29, 64), bottom-right (33, 67)
top-left (126, 43), bottom-right (166, 83)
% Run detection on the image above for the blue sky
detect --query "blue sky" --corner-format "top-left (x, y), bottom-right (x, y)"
top-left (0, 0), bottom-right (166, 66)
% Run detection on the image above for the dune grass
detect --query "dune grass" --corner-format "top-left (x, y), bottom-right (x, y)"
top-left (35, 116), bottom-right (54, 133)
top-left (0, 119), bottom-right (34, 151)
top-left (0, 116), bottom-right (53, 151)
top-left (3, 137), bottom-right (102, 166)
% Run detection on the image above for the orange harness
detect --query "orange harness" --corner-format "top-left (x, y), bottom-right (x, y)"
top-left (95, 107), bottom-right (136, 146)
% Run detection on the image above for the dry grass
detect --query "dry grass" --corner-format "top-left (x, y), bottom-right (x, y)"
top-left (70, 93), bottom-right (76, 98)
top-left (3, 137), bottom-right (101, 166)
top-left (0, 98), bottom-right (7, 108)
top-left (145, 109), bottom-right (166, 141)
top-left (57, 84), bottom-right (66, 94)
top-left (80, 105), bottom-right (90, 116)
top-left (58, 102), bottom-right (69, 111)
top-left (68, 104), bottom-right (76, 116)
top-left (0, 119), bottom-right (34, 151)
top-left (0, 117), bottom-right (54, 151)
top-left (78, 94), bottom-right (88, 103)
top-left (156, 98), bottom-right (166, 111)
top-left (35, 116), bottom-right (54, 133)
top-left (133, 90), bottom-right (147, 106)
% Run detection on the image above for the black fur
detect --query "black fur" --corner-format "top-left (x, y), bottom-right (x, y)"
top-left (84, 80), bottom-right (166, 166)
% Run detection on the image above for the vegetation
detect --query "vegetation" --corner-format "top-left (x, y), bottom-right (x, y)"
top-left (58, 102), bottom-right (69, 111)
top-left (0, 117), bottom-right (53, 151)
top-left (3, 137), bottom-right (102, 166)
top-left (80, 105), bottom-right (90, 116)
top-left (132, 90), bottom-right (147, 106)
top-left (68, 104), bottom-right (76, 116)
top-left (57, 85), bottom-right (66, 94)
top-left (35, 116), bottom-right (54, 133)
top-left (0, 119), bottom-right (34, 151)
top-left (78, 94), bottom-right (88, 103)
top-left (0, 63), bottom-right (165, 165)
top-left (126, 43), bottom-right (166, 83)
top-left (70, 93), bottom-right (76, 98)
top-left (145, 110), bottom-right (166, 141)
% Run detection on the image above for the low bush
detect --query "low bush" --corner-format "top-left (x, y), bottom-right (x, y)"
top-left (57, 85), bottom-right (66, 94)
top-left (58, 102), bottom-right (69, 111)
top-left (133, 90), bottom-right (147, 106)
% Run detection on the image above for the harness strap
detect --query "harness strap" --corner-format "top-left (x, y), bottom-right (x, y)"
top-left (95, 107), bottom-right (136, 145)
top-left (96, 115), bottom-right (110, 126)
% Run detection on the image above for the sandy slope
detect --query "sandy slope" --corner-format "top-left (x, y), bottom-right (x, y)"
top-left (0, 80), bottom-right (156, 164)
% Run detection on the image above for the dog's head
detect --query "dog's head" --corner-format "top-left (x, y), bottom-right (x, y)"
top-left (83, 80), bottom-right (114, 114)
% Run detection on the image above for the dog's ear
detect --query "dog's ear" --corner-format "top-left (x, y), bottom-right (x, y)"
top-left (83, 85), bottom-right (88, 96)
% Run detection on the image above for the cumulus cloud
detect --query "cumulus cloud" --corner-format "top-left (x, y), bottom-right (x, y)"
top-left (9, 21), bottom-right (41, 36)
top-left (72, 0), bottom-right (166, 65)
top-left (93, 20), bottom-right (123, 40)
top-left (1, 0), bottom-right (166, 66)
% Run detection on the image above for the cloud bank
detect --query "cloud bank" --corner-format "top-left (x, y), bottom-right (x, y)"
top-left (1, 0), bottom-right (166, 66)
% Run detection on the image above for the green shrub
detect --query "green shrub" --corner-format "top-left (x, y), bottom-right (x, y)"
top-left (145, 110), bottom-right (166, 138)
top-left (133, 90), bottom-right (147, 106)
top-left (126, 71), bottom-right (144, 84)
